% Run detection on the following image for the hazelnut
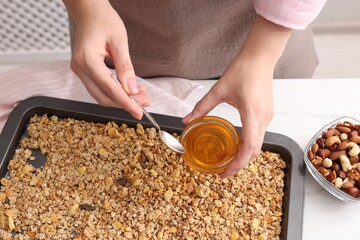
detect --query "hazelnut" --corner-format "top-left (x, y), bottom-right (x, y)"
top-left (342, 181), bottom-right (354, 189)
top-left (316, 138), bottom-right (325, 148)
top-left (344, 187), bottom-right (359, 198)
top-left (330, 162), bottom-right (340, 172)
top-left (338, 170), bottom-right (347, 179)
top-left (354, 179), bottom-right (360, 189)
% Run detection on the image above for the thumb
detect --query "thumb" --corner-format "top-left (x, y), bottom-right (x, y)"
top-left (183, 88), bottom-right (221, 124)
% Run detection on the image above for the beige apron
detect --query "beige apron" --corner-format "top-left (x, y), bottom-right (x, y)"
top-left (69, 0), bottom-right (318, 79)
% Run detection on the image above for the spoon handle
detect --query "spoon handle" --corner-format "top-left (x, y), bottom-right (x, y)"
top-left (110, 73), bottom-right (161, 131)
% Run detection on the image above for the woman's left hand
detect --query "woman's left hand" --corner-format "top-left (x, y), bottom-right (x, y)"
top-left (183, 15), bottom-right (291, 178)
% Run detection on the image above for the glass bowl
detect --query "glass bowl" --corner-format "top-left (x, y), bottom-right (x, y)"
top-left (304, 116), bottom-right (360, 203)
top-left (180, 116), bottom-right (241, 174)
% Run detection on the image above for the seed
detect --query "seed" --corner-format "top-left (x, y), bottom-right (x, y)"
top-left (124, 232), bottom-right (133, 239)
top-left (157, 231), bottom-right (164, 239)
top-left (149, 169), bottom-right (158, 177)
top-left (112, 221), bottom-right (122, 230)
top-left (105, 177), bottom-right (113, 186)
top-left (4, 209), bottom-right (14, 217)
top-left (8, 217), bottom-right (15, 230)
top-left (0, 193), bottom-right (6, 201)
top-left (98, 148), bottom-right (106, 155)
top-left (252, 218), bottom-right (260, 230)
top-left (1, 178), bottom-right (11, 186)
top-left (22, 164), bottom-right (34, 174)
top-left (164, 189), bottom-right (174, 202)
top-left (77, 166), bottom-right (87, 174)
top-left (195, 184), bottom-right (210, 198)
top-left (214, 200), bottom-right (223, 208)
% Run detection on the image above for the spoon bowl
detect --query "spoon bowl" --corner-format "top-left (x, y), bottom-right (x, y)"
top-left (111, 73), bottom-right (185, 153)
top-left (160, 130), bottom-right (185, 153)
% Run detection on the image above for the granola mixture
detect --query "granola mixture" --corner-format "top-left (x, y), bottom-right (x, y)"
top-left (0, 114), bottom-right (286, 240)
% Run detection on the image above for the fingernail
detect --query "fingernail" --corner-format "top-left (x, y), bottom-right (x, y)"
top-left (128, 80), bottom-right (139, 94)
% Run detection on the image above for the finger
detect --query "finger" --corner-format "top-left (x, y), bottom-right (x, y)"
top-left (183, 84), bottom-right (223, 124)
top-left (71, 59), bottom-right (114, 105)
top-left (110, 39), bottom-right (139, 95)
top-left (134, 87), bottom-right (151, 107)
top-left (219, 114), bottom-right (262, 178)
top-left (76, 67), bottom-right (117, 106)
top-left (73, 59), bottom-right (144, 119)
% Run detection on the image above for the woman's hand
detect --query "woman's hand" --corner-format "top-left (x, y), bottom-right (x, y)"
top-left (183, 15), bottom-right (291, 178)
top-left (63, 0), bottom-right (149, 119)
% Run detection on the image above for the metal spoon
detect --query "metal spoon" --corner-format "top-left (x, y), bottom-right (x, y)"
top-left (110, 73), bottom-right (185, 153)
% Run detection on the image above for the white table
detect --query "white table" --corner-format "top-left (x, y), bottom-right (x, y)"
top-left (186, 79), bottom-right (360, 240)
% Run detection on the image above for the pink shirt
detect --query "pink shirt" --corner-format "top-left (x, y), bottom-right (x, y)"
top-left (254, 0), bottom-right (327, 29)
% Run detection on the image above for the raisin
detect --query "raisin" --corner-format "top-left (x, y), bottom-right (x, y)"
top-left (79, 204), bottom-right (96, 211)
top-left (117, 177), bottom-right (131, 187)
top-left (140, 153), bottom-right (149, 169)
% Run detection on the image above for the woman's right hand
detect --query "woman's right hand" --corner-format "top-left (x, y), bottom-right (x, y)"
top-left (63, 0), bottom-right (149, 120)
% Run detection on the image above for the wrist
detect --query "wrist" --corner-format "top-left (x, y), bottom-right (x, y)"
top-left (63, 0), bottom-right (113, 25)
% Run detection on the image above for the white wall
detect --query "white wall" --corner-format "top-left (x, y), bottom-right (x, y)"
top-left (315, 0), bottom-right (360, 23)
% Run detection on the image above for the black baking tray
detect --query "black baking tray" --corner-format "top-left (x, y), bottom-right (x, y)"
top-left (0, 96), bottom-right (305, 240)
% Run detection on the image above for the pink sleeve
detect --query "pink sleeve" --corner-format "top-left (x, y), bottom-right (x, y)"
top-left (253, 0), bottom-right (327, 30)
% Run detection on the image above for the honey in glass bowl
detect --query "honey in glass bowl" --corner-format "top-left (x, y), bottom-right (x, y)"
top-left (180, 116), bottom-right (241, 174)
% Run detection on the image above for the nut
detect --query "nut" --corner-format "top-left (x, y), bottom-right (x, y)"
top-left (311, 143), bottom-right (319, 154)
top-left (338, 170), bottom-right (347, 179)
top-left (340, 155), bottom-right (353, 172)
top-left (334, 178), bottom-right (343, 188)
top-left (342, 181), bottom-right (354, 189)
top-left (344, 187), bottom-right (359, 198)
top-left (330, 162), bottom-right (340, 172)
top-left (316, 148), bottom-right (331, 158)
top-left (311, 156), bottom-right (323, 166)
top-left (195, 184), bottom-right (210, 198)
top-left (340, 133), bottom-right (348, 141)
top-left (322, 158), bottom-right (333, 168)
top-left (327, 170), bottom-right (337, 182)
top-left (309, 120), bottom-right (360, 198)
top-left (348, 142), bottom-right (360, 157)
top-left (349, 136), bottom-right (360, 144)
top-left (323, 128), bottom-right (335, 138)
top-left (349, 156), bottom-right (360, 165)
top-left (307, 150), bottom-right (315, 161)
top-left (317, 167), bottom-right (330, 177)
top-left (336, 125), bottom-right (351, 134)
top-left (355, 179), bottom-right (360, 188)
top-left (325, 136), bottom-right (341, 147)
top-left (347, 169), bottom-right (360, 181)
top-left (316, 138), bottom-right (325, 148)
top-left (329, 150), bottom-right (346, 161)
top-left (336, 141), bottom-right (348, 151)
top-left (350, 130), bottom-right (359, 138)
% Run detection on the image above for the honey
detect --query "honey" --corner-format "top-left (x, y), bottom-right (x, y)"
top-left (180, 116), bottom-right (241, 174)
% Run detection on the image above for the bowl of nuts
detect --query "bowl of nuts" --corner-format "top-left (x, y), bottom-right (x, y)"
top-left (304, 116), bottom-right (360, 202)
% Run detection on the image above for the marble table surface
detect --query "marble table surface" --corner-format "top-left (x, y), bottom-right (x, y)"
top-left (187, 79), bottom-right (360, 240)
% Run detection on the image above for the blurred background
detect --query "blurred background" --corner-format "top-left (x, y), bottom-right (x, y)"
top-left (0, 0), bottom-right (359, 77)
